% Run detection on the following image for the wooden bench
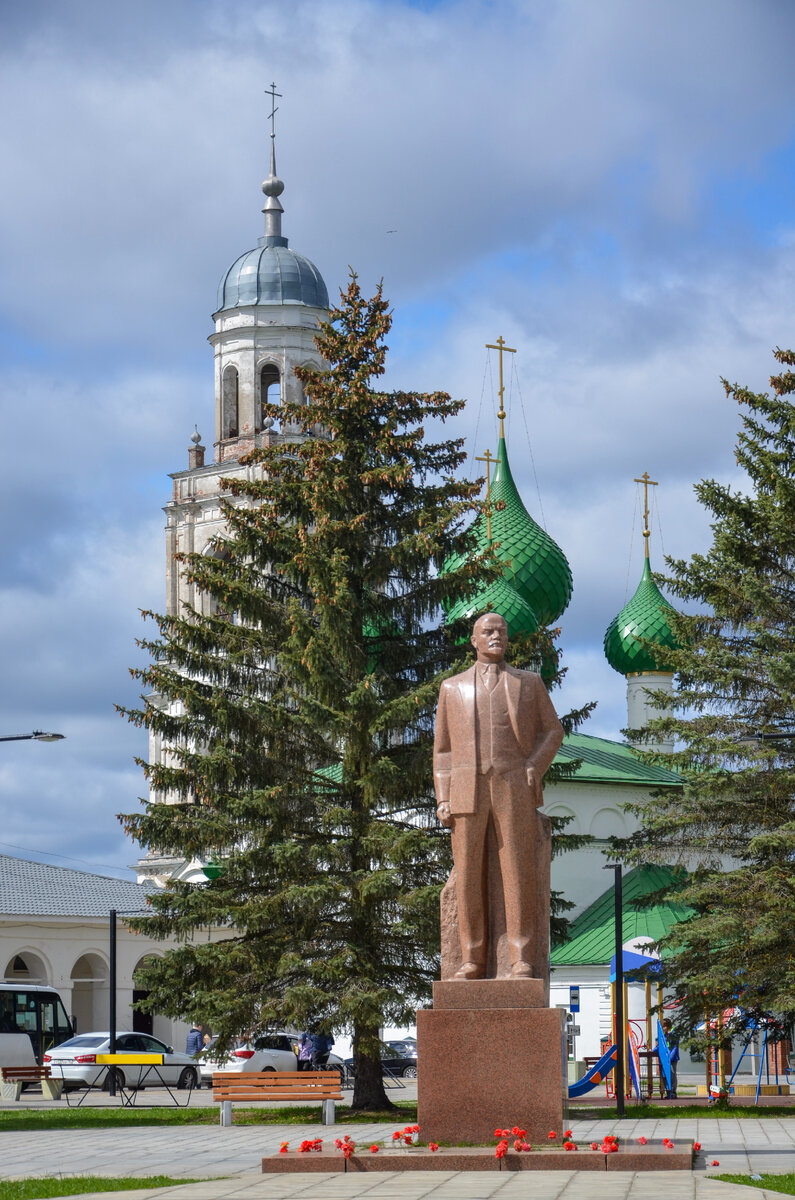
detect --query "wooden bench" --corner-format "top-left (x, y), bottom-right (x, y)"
top-left (212, 1070), bottom-right (343, 1126)
top-left (1, 1065), bottom-right (62, 1102)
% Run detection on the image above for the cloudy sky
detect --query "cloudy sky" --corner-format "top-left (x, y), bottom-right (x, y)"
top-left (2, 0), bottom-right (794, 879)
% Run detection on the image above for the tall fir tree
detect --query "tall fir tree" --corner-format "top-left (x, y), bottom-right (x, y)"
top-left (121, 276), bottom-right (590, 1108)
top-left (620, 347), bottom-right (795, 1041)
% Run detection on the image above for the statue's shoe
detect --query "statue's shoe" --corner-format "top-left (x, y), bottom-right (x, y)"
top-left (510, 960), bottom-right (533, 978)
top-left (454, 961), bottom-right (485, 980)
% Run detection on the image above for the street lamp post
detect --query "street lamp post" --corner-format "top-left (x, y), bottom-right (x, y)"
top-left (735, 731), bottom-right (795, 747)
top-left (0, 731), bottom-right (65, 743)
top-left (107, 905), bottom-right (151, 1097)
top-left (604, 863), bottom-right (625, 1117)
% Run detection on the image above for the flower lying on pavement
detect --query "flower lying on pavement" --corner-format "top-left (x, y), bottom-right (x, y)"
top-left (429, 1143), bottom-right (439, 1153)
top-left (637, 1136), bottom-right (647, 1146)
top-left (711, 1160), bottom-right (720, 1167)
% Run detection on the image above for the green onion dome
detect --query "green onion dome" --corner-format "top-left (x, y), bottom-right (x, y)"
top-left (445, 575), bottom-right (539, 640)
top-left (444, 436), bottom-right (573, 627)
top-left (604, 557), bottom-right (679, 675)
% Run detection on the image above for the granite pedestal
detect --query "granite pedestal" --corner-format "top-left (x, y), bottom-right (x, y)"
top-left (417, 978), bottom-right (567, 1145)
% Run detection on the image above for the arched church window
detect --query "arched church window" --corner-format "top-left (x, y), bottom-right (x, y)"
top-left (259, 363), bottom-right (281, 428)
top-left (222, 365), bottom-right (239, 439)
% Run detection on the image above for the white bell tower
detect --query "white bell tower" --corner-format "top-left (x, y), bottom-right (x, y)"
top-left (164, 87), bottom-right (329, 617)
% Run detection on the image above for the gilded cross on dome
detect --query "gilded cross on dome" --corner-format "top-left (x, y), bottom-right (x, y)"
top-left (485, 336), bottom-right (517, 439)
top-left (633, 471), bottom-right (658, 558)
top-left (475, 448), bottom-right (496, 543)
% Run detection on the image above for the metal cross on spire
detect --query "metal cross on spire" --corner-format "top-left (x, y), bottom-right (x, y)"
top-left (633, 470), bottom-right (658, 558)
top-left (265, 82), bottom-right (282, 141)
top-left (261, 83), bottom-right (285, 239)
top-left (485, 335), bottom-right (517, 440)
top-left (475, 448), bottom-right (496, 543)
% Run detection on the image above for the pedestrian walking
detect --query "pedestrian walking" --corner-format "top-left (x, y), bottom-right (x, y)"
top-left (311, 1030), bottom-right (334, 1070)
top-left (185, 1022), bottom-right (203, 1056)
top-left (297, 1032), bottom-right (312, 1072)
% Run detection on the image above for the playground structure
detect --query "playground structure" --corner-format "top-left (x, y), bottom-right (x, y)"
top-left (567, 964), bottom-right (792, 1103)
top-left (568, 949), bottom-right (670, 1100)
top-left (697, 1011), bottom-right (791, 1101)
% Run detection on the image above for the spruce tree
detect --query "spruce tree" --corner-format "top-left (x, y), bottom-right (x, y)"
top-left (121, 275), bottom-right (591, 1108)
top-left (120, 276), bottom-right (499, 1109)
top-left (620, 347), bottom-right (795, 1041)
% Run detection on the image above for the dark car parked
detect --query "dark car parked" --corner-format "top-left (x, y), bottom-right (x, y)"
top-left (344, 1040), bottom-right (417, 1079)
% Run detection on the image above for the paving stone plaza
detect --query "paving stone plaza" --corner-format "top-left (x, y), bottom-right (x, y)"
top-left (1, 1087), bottom-right (793, 1200)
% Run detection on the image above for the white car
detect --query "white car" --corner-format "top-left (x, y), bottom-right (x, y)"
top-left (43, 1032), bottom-right (200, 1092)
top-left (199, 1030), bottom-right (344, 1087)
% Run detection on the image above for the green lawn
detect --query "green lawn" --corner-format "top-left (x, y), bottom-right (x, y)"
top-left (0, 1178), bottom-right (208, 1200)
top-left (0, 1102), bottom-right (418, 1132)
top-left (714, 1175), bottom-right (795, 1195)
top-left (570, 1103), bottom-right (795, 1119)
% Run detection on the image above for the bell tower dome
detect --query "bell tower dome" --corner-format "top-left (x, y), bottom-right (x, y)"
top-left (209, 83), bottom-right (328, 464)
top-left (163, 86), bottom-right (329, 617)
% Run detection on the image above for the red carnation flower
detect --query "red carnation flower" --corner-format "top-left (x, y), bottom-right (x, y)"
top-left (711, 1160), bottom-right (720, 1166)
top-left (693, 1142), bottom-right (701, 1152)
top-left (591, 1142), bottom-right (600, 1151)
top-left (429, 1143), bottom-right (439, 1153)
top-left (564, 1129), bottom-right (573, 1138)
top-left (548, 1130), bottom-right (557, 1139)
top-left (638, 1136), bottom-right (647, 1145)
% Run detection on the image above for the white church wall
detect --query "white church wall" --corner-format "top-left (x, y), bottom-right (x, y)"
top-left (544, 778), bottom-right (647, 918)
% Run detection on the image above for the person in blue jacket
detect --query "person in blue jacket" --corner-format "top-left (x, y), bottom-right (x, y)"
top-left (661, 1018), bottom-right (680, 1098)
top-left (185, 1022), bottom-right (204, 1056)
top-left (310, 1030), bottom-right (334, 1070)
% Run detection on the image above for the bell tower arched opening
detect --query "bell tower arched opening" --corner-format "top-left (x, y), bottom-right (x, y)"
top-left (221, 365), bottom-right (239, 439)
top-left (258, 363), bottom-right (281, 431)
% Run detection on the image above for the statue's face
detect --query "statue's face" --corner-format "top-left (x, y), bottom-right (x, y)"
top-left (471, 614), bottom-right (508, 662)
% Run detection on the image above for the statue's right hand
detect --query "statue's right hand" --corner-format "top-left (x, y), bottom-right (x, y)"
top-left (436, 803), bottom-right (453, 828)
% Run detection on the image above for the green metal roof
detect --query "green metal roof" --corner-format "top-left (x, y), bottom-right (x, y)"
top-left (604, 557), bottom-right (679, 676)
top-left (553, 732), bottom-right (681, 787)
top-left (550, 864), bottom-right (693, 966)
top-left (444, 436), bottom-right (572, 627)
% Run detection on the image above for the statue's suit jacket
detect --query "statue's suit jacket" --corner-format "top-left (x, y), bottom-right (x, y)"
top-left (433, 663), bottom-right (564, 814)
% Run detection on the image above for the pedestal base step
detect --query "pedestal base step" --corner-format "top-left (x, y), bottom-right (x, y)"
top-left (263, 1141), bottom-right (694, 1173)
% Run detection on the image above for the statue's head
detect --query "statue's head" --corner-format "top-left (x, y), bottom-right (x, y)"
top-left (471, 612), bottom-right (508, 663)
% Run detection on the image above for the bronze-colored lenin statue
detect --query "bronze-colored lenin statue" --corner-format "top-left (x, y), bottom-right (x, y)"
top-left (433, 613), bottom-right (564, 980)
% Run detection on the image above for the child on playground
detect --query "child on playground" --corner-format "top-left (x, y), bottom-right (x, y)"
top-left (657, 1018), bottom-right (680, 1098)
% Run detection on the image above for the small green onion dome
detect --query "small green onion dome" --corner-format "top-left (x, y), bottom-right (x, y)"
top-left (604, 557), bottom-right (679, 675)
top-left (445, 575), bottom-right (539, 640)
top-left (444, 436), bottom-right (572, 627)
